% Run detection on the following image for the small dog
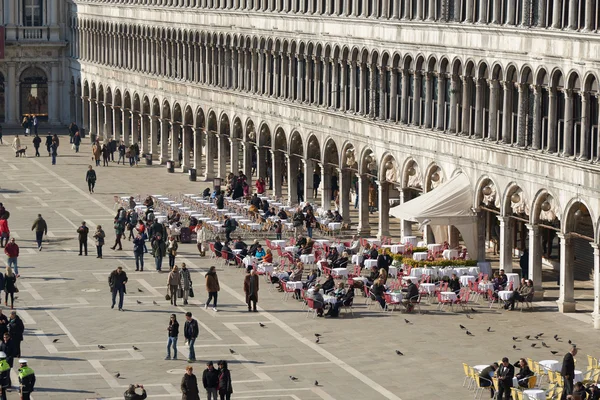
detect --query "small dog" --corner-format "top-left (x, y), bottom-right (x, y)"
top-left (15, 146), bottom-right (27, 157)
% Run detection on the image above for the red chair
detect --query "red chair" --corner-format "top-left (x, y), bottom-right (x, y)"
top-left (282, 281), bottom-right (296, 301)
top-left (363, 285), bottom-right (373, 308)
top-left (487, 289), bottom-right (500, 309)
top-left (305, 298), bottom-right (322, 318)
top-left (209, 242), bottom-right (218, 259)
top-left (384, 293), bottom-right (401, 312)
top-left (322, 266), bottom-right (332, 276)
top-left (406, 293), bottom-right (422, 314)
top-left (436, 291), bottom-right (454, 311)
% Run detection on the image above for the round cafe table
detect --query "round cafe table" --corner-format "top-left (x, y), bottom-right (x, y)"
top-left (523, 390), bottom-right (545, 400)
top-left (300, 254), bottom-right (315, 264)
top-left (538, 360), bottom-right (561, 371)
top-left (473, 365), bottom-right (489, 373)
top-left (413, 252), bottom-right (428, 261)
top-left (505, 273), bottom-right (520, 288)
top-left (364, 259), bottom-right (378, 269)
top-left (478, 282), bottom-right (494, 291)
top-left (352, 254), bottom-right (363, 265)
top-left (419, 283), bottom-right (436, 294)
top-left (284, 246), bottom-right (297, 253)
top-left (332, 268), bottom-right (348, 278)
top-left (271, 240), bottom-right (286, 248)
top-left (498, 290), bottom-right (513, 301)
top-left (285, 281), bottom-right (303, 290)
top-left (440, 292), bottom-right (457, 302)
top-left (459, 275), bottom-right (476, 286)
top-left (388, 266), bottom-right (398, 278)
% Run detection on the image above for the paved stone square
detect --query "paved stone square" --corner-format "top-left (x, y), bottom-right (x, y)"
top-left (0, 136), bottom-right (598, 400)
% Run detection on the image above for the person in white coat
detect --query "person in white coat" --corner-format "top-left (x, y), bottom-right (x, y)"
top-left (196, 222), bottom-right (207, 257)
top-left (12, 136), bottom-right (21, 152)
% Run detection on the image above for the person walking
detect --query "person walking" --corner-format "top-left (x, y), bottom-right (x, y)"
top-left (292, 208), bottom-right (305, 238)
top-left (180, 263), bottom-right (192, 305)
top-left (77, 221), bottom-right (89, 256)
top-left (93, 225), bottom-right (105, 259)
top-left (101, 144), bottom-right (110, 167)
top-left (86, 165), bottom-right (97, 194)
top-left (4, 238), bottom-right (19, 275)
top-left (0, 351), bottom-right (11, 400)
top-left (217, 360), bottom-right (233, 400)
top-left (166, 314), bottom-right (179, 360)
top-left (183, 312), bottom-right (199, 363)
top-left (50, 139), bottom-right (58, 165)
top-left (196, 222), bottom-right (207, 257)
top-left (8, 311), bottom-right (23, 357)
top-left (167, 236), bottom-right (178, 270)
top-left (204, 266), bottom-right (220, 312)
top-left (243, 269), bottom-right (259, 312)
top-left (32, 134), bottom-right (41, 157)
top-left (18, 359), bottom-right (35, 400)
top-left (167, 266), bottom-right (181, 307)
top-left (72, 131), bottom-right (81, 153)
top-left (124, 384), bottom-right (146, 400)
top-left (0, 334), bottom-right (15, 369)
top-left (11, 135), bottom-right (21, 154)
top-left (3, 267), bottom-right (16, 310)
top-left (111, 219), bottom-right (124, 251)
top-left (181, 366), bottom-right (200, 400)
top-left (0, 216), bottom-right (7, 248)
top-left (202, 361), bottom-right (219, 400)
top-left (45, 133), bottom-right (52, 156)
top-left (133, 234), bottom-right (144, 271)
top-left (151, 235), bottom-right (167, 272)
top-left (92, 141), bottom-right (101, 167)
top-left (108, 266), bottom-right (128, 311)
top-left (118, 141), bottom-right (126, 165)
top-left (31, 214), bottom-right (47, 251)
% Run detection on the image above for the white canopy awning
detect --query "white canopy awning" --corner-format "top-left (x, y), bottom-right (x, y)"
top-left (389, 173), bottom-right (480, 260)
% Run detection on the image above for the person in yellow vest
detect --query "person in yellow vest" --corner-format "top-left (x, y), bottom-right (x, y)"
top-left (0, 351), bottom-right (10, 400)
top-left (18, 359), bottom-right (35, 400)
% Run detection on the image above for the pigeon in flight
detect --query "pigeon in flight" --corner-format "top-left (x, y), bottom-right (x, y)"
top-left (459, 324), bottom-right (466, 330)
top-left (137, 288), bottom-right (143, 293)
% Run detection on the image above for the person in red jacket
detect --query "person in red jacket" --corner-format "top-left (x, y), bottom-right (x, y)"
top-left (0, 217), bottom-right (8, 248)
top-left (255, 178), bottom-right (266, 195)
top-left (4, 239), bottom-right (19, 276)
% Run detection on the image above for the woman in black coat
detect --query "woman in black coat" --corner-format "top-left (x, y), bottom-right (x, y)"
top-left (4, 267), bottom-right (16, 309)
top-left (217, 360), bottom-right (233, 400)
top-left (180, 365), bottom-right (200, 400)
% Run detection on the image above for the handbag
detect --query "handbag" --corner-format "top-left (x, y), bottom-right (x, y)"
top-left (165, 287), bottom-right (171, 301)
top-left (14, 286), bottom-right (19, 293)
top-left (25, 128), bottom-right (30, 134)
top-left (177, 287), bottom-right (184, 299)
top-left (189, 286), bottom-right (194, 298)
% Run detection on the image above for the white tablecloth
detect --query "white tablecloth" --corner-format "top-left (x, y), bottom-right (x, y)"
top-left (248, 223), bottom-right (262, 231)
top-left (505, 273), bottom-right (520, 288)
top-left (243, 257), bottom-right (257, 267)
top-left (402, 236), bottom-right (418, 246)
top-left (388, 292), bottom-right (403, 302)
top-left (366, 238), bottom-right (381, 246)
top-left (328, 222), bottom-right (342, 231)
top-left (412, 268), bottom-right (437, 278)
top-left (413, 252), bottom-right (428, 261)
top-left (417, 241), bottom-right (427, 247)
top-left (364, 259), bottom-right (378, 269)
top-left (455, 267), bottom-right (480, 276)
top-left (427, 243), bottom-right (443, 253)
top-left (323, 295), bottom-right (337, 304)
top-left (257, 263), bottom-right (274, 273)
top-left (478, 282), bottom-right (494, 291)
top-left (420, 283), bottom-right (436, 294)
top-left (285, 281), bottom-right (303, 290)
top-left (271, 240), bottom-right (286, 248)
top-left (352, 254), bottom-right (363, 265)
top-left (402, 276), bottom-right (419, 283)
top-left (382, 244), bottom-right (405, 254)
top-left (442, 249), bottom-right (459, 260)
top-left (523, 390), bottom-right (545, 400)
top-left (538, 360), bottom-right (561, 372)
top-left (300, 254), bottom-right (315, 264)
top-left (388, 266), bottom-right (398, 278)
top-left (440, 292), bottom-right (457, 302)
top-left (315, 239), bottom-right (330, 247)
top-left (284, 246), bottom-right (297, 253)
top-left (232, 249), bottom-right (243, 255)
top-left (332, 268), bottom-right (348, 278)
top-left (498, 290), bottom-right (513, 301)
top-left (460, 275), bottom-right (476, 286)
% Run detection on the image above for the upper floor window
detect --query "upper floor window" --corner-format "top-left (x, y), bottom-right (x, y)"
top-left (23, 0), bottom-right (43, 27)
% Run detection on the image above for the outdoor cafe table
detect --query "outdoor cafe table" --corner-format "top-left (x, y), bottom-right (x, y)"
top-left (538, 360), bottom-right (561, 371)
top-left (506, 273), bottom-right (520, 287)
top-left (523, 390), bottom-right (545, 400)
top-left (479, 282), bottom-right (494, 291)
top-left (232, 249), bottom-right (243, 255)
top-left (271, 240), bottom-right (286, 248)
top-left (419, 283), bottom-right (436, 294)
top-left (284, 246), bottom-right (297, 253)
top-left (427, 243), bottom-right (443, 253)
top-left (364, 259), bottom-right (378, 269)
top-left (315, 239), bottom-right (330, 247)
top-left (323, 295), bottom-right (337, 305)
top-left (413, 252), bottom-right (428, 261)
top-left (388, 266), bottom-right (398, 277)
top-left (248, 223), bottom-right (262, 231)
top-left (442, 249), bottom-right (459, 260)
top-left (402, 236), bottom-right (418, 246)
top-left (389, 292), bottom-right (403, 302)
top-left (285, 281), bottom-right (303, 290)
top-left (498, 290), bottom-right (513, 301)
top-left (332, 268), bottom-right (348, 278)
top-left (459, 275), bottom-right (476, 286)
top-left (440, 292), bottom-right (458, 302)
top-left (351, 254), bottom-right (363, 265)
top-left (257, 263), bottom-right (274, 274)
top-left (402, 276), bottom-right (419, 283)
top-left (382, 244), bottom-right (404, 254)
top-left (300, 254), bottom-right (315, 264)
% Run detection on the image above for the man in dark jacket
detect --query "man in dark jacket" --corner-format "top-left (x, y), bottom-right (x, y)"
top-left (124, 384), bottom-right (146, 400)
top-left (133, 234), bottom-right (145, 271)
top-left (180, 366), bottom-right (200, 400)
top-left (216, 191), bottom-right (225, 209)
top-left (496, 357), bottom-right (514, 400)
top-left (561, 346), bottom-right (577, 399)
top-left (202, 361), bottom-right (219, 400)
top-left (32, 134), bottom-right (41, 157)
top-left (222, 215), bottom-right (234, 243)
top-left (292, 209), bottom-right (305, 238)
top-left (151, 235), bottom-right (167, 272)
top-left (45, 133), bottom-right (53, 156)
top-left (77, 221), bottom-right (89, 256)
top-left (150, 219), bottom-right (165, 240)
top-left (478, 363), bottom-right (498, 398)
top-left (31, 214), bottom-right (47, 251)
top-left (108, 267), bottom-right (128, 311)
top-left (0, 333), bottom-right (16, 368)
top-left (184, 312), bottom-right (199, 362)
top-left (0, 310), bottom-right (8, 339)
top-left (8, 312), bottom-right (24, 358)
top-left (401, 280), bottom-right (420, 312)
top-left (72, 131), bottom-right (82, 153)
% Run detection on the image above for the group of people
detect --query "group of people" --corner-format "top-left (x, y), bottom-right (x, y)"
top-left (91, 138), bottom-right (140, 167)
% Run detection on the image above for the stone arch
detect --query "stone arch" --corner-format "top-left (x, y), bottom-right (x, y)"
top-left (530, 188), bottom-right (561, 225)
top-left (273, 126), bottom-right (287, 153)
top-left (244, 118), bottom-right (255, 142)
top-left (341, 142), bottom-right (358, 171)
top-left (289, 130), bottom-right (303, 156)
top-left (306, 134), bottom-right (321, 162)
top-left (423, 162), bottom-right (445, 192)
top-left (258, 122), bottom-right (271, 148)
top-left (359, 147), bottom-right (377, 176)
top-left (232, 117), bottom-right (243, 140)
top-left (401, 158), bottom-right (422, 189)
top-left (501, 182), bottom-right (530, 217)
top-left (474, 175), bottom-right (501, 210)
top-left (195, 107), bottom-right (205, 129)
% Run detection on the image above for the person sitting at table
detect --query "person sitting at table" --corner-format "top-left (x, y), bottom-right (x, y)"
top-left (262, 248), bottom-right (273, 264)
top-left (333, 282), bottom-right (346, 297)
top-left (234, 236), bottom-right (248, 257)
top-left (250, 193), bottom-right (262, 209)
top-left (505, 279), bottom-right (534, 311)
top-left (401, 279), bottom-right (420, 312)
top-left (371, 278), bottom-right (386, 310)
top-left (326, 284), bottom-right (354, 318)
top-left (202, 187), bottom-right (211, 197)
top-left (324, 210), bottom-right (334, 221)
top-left (255, 245), bottom-right (266, 262)
top-left (248, 239), bottom-right (260, 257)
top-left (332, 251), bottom-right (349, 269)
top-left (143, 196), bottom-right (154, 208)
top-left (448, 273), bottom-right (461, 295)
top-left (327, 247), bottom-right (339, 264)
top-left (321, 274), bottom-right (335, 294)
top-left (271, 269), bottom-right (291, 290)
top-left (346, 235), bottom-right (361, 255)
top-left (289, 262), bottom-right (304, 282)
top-left (213, 237), bottom-right (223, 258)
top-left (368, 245), bottom-right (379, 260)
top-left (274, 220), bottom-right (283, 240)
top-left (263, 207), bottom-right (275, 220)
top-left (222, 241), bottom-right (235, 266)
top-left (573, 382), bottom-right (590, 400)
top-left (277, 209), bottom-right (288, 220)
top-left (303, 269), bottom-right (318, 289)
top-left (299, 238), bottom-right (314, 256)
top-left (307, 284), bottom-right (325, 317)
top-left (377, 268), bottom-right (388, 285)
top-left (478, 363), bottom-right (498, 398)
top-left (499, 269), bottom-right (508, 287)
top-left (216, 191), bottom-right (225, 209)
top-left (491, 272), bottom-right (505, 293)
top-left (513, 358), bottom-right (534, 388)
top-left (365, 266), bottom-right (380, 287)
top-left (261, 199), bottom-right (269, 213)
top-left (332, 210), bottom-right (343, 223)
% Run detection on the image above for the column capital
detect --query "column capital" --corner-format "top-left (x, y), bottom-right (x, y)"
top-left (561, 88), bottom-right (573, 97)
top-left (496, 215), bottom-right (510, 224)
top-left (530, 84), bottom-right (541, 94)
top-left (557, 232), bottom-right (572, 243)
top-left (525, 223), bottom-right (539, 233)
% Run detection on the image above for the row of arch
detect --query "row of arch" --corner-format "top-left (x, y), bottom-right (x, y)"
top-left (83, 0), bottom-right (600, 31)
top-left (71, 21), bottom-right (600, 161)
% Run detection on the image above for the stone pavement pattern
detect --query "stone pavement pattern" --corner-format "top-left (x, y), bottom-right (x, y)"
top-left (0, 137), bottom-right (597, 400)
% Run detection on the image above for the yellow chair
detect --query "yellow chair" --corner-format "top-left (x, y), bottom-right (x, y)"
top-left (588, 355), bottom-right (594, 369)
top-left (527, 375), bottom-right (537, 389)
top-left (547, 370), bottom-right (556, 384)
top-left (473, 372), bottom-right (493, 400)
top-left (511, 387), bottom-right (524, 400)
top-left (545, 383), bottom-right (557, 400)
top-left (462, 363), bottom-right (472, 388)
top-left (527, 358), bottom-right (534, 368)
top-left (583, 367), bottom-right (600, 385)
top-left (492, 377), bottom-right (499, 394)
top-left (555, 385), bottom-right (563, 399)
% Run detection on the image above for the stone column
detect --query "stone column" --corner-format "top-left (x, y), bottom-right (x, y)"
top-left (378, 67), bottom-right (386, 119)
top-left (287, 154), bottom-right (298, 205)
top-left (242, 143), bottom-right (253, 178)
top-left (192, 129), bottom-right (202, 173)
top-left (465, 0), bottom-right (474, 22)
top-left (122, 109), bottom-right (130, 145)
top-left (340, 62), bottom-right (348, 112)
top-left (339, 169), bottom-right (351, 223)
top-left (591, 243), bottom-right (600, 329)
top-left (568, 0), bottom-right (578, 29)
top-left (112, 107), bottom-right (121, 142)
top-left (296, 55), bottom-right (303, 102)
top-left (474, 78), bottom-right (483, 137)
top-left (581, 92), bottom-right (590, 159)
top-left (413, 72), bottom-right (422, 125)
top-left (502, 81), bottom-right (512, 144)
top-left (390, 68), bottom-right (398, 121)
top-left (217, 136), bottom-right (228, 178)
top-left (368, 64), bottom-right (376, 118)
top-left (531, 85), bottom-right (542, 149)
top-left (584, 0), bottom-right (594, 30)
top-left (140, 114), bottom-right (148, 155)
top-left (48, 64), bottom-right (59, 124)
top-left (304, 159), bottom-right (314, 204)
top-left (159, 119), bottom-right (169, 164)
top-left (563, 89), bottom-right (573, 155)
top-left (330, 60), bottom-right (339, 109)
top-left (321, 167), bottom-right (332, 211)
top-left (557, 233), bottom-right (576, 313)
top-left (272, 150), bottom-right (283, 198)
top-left (400, 70), bottom-right (410, 123)
top-left (399, 188), bottom-right (412, 238)
top-left (476, 210), bottom-right (486, 262)
top-left (257, 146), bottom-right (267, 180)
top-left (424, 72), bottom-right (433, 128)
top-left (82, 98), bottom-right (90, 138)
top-left (461, 76), bottom-right (470, 134)
top-left (498, 216), bottom-right (514, 272)
top-left (449, 75), bottom-right (458, 133)
top-left (506, 0), bottom-right (516, 24)
top-left (436, 74), bottom-right (445, 130)
top-left (377, 181), bottom-right (390, 238)
top-left (96, 102), bottom-right (104, 140)
top-left (171, 123), bottom-right (181, 167)
top-left (516, 83), bottom-right (527, 147)
top-left (478, 0), bottom-right (488, 23)
top-left (150, 117), bottom-right (158, 159)
top-left (181, 126), bottom-right (191, 172)
top-left (204, 131), bottom-right (215, 179)
top-left (357, 174), bottom-right (371, 235)
top-left (349, 62), bottom-right (357, 112)
top-left (551, 0), bottom-right (562, 28)
top-left (526, 224), bottom-right (544, 300)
